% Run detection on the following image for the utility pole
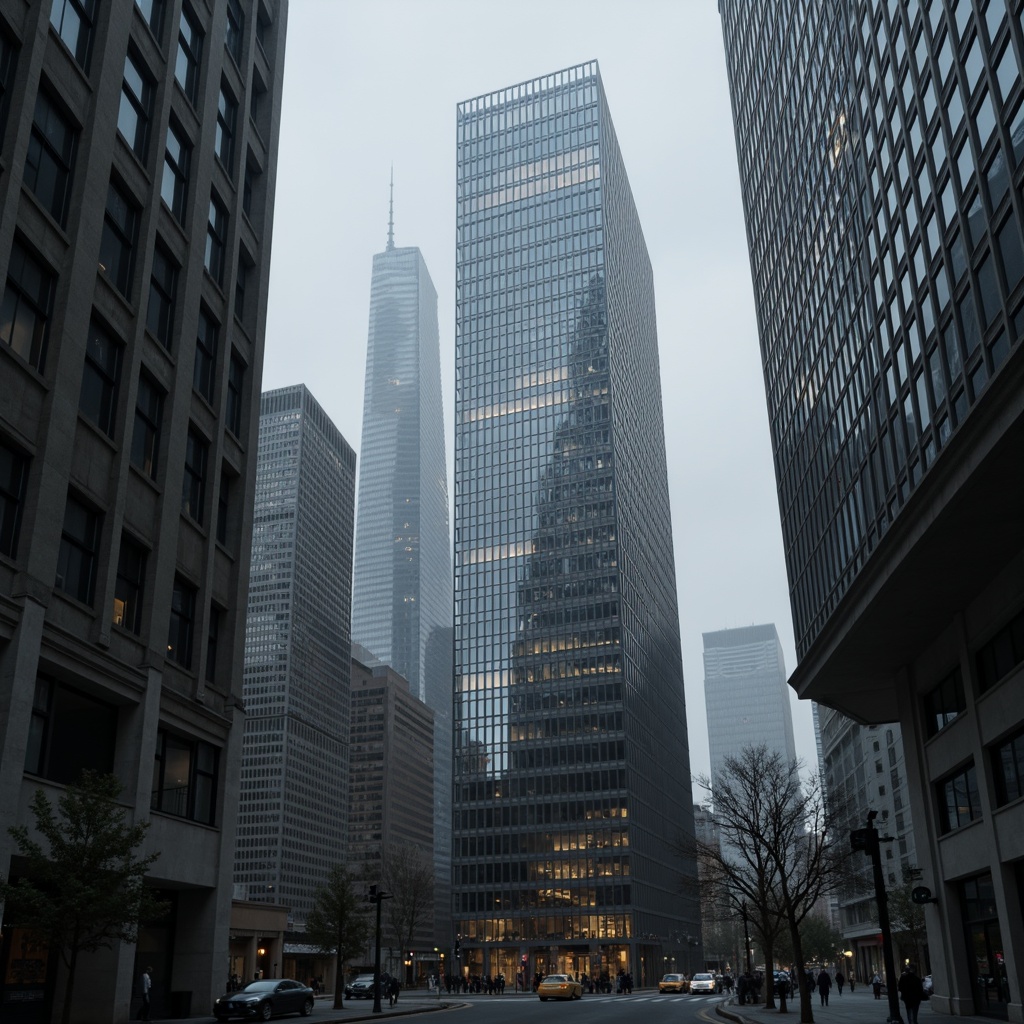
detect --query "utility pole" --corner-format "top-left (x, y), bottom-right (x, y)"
top-left (851, 811), bottom-right (903, 1024)
top-left (367, 884), bottom-right (393, 1014)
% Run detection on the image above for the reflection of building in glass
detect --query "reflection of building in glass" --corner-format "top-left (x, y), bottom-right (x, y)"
top-left (703, 624), bottom-right (796, 785)
top-left (452, 61), bottom-right (699, 986)
top-left (720, 2), bottom-right (1024, 1015)
top-left (235, 386), bottom-right (355, 929)
top-left (351, 188), bottom-right (452, 948)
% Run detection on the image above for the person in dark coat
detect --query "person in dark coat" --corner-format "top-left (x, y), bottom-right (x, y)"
top-left (835, 970), bottom-right (844, 995)
top-left (898, 966), bottom-right (925, 1024)
top-left (817, 969), bottom-right (832, 1006)
top-left (872, 971), bottom-right (883, 999)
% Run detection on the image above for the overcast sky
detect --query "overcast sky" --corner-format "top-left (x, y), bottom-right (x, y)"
top-left (262, 0), bottom-right (819, 799)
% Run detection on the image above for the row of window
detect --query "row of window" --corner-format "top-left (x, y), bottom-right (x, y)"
top-left (938, 722), bottom-right (1024, 834)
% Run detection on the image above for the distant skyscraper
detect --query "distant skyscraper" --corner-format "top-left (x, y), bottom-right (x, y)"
top-left (451, 61), bottom-right (699, 985)
top-left (351, 184), bottom-right (453, 948)
top-left (703, 624), bottom-right (796, 784)
top-left (720, 0), bottom-right (1024, 1014)
top-left (235, 386), bottom-right (356, 929)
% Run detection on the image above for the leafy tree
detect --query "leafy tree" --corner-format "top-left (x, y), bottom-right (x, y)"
top-left (305, 865), bottom-right (371, 1008)
top-left (889, 881), bottom-right (928, 969)
top-left (380, 842), bottom-right (434, 979)
top-left (795, 914), bottom-right (845, 965)
top-left (0, 771), bottom-right (166, 1024)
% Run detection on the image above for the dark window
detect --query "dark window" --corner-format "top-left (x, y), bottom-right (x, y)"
top-left (25, 90), bottom-right (77, 227)
top-left (924, 666), bottom-right (966, 737)
top-left (938, 762), bottom-right (983, 832)
top-left (205, 194), bottom-right (227, 284)
top-left (181, 428), bottom-right (208, 524)
top-left (161, 120), bottom-right (189, 222)
top-left (0, 30), bottom-right (18, 140)
top-left (99, 181), bottom-right (139, 298)
top-left (234, 249), bottom-right (253, 324)
top-left (146, 244), bottom-right (178, 348)
top-left (50, 0), bottom-right (95, 70)
top-left (131, 373), bottom-right (163, 479)
top-left (117, 49), bottom-right (152, 159)
top-left (79, 319), bottom-right (122, 437)
top-left (242, 155), bottom-right (259, 218)
top-left (0, 241), bottom-right (54, 371)
top-left (225, 0), bottom-right (244, 64)
top-left (0, 439), bottom-right (28, 559)
top-left (193, 309), bottom-right (218, 400)
top-left (226, 351), bottom-right (244, 435)
top-left (255, 5), bottom-right (270, 53)
top-left (25, 677), bottom-right (117, 783)
top-left (174, 6), bottom-right (203, 106)
top-left (976, 608), bottom-right (1024, 692)
top-left (151, 729), bottom-right (217, 824)
top-left (112, 533), bottom-right (146, 634)
top-left (167, 577), bottom-right (196, 667)
top-left (134, 0), bottom-right (165, 41)
top-left (249, 72), bottom-right (267, 139)
top-left (992, 727), bottom-right (1024, 805)
top-left (56, 493), bottom-right (100, 605)
top-left (215, 82), bottom-right (237, 172)
top-left (205, 604), bottom-right (221, 683)
top-left (216, 467), bottom-right (230, 545)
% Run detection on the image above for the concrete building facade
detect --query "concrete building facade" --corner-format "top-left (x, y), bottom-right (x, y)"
top-left (0, 0), bottom-right (287, 1019)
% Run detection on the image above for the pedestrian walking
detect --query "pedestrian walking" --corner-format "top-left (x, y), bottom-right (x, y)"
top-left (817, 969), bottom-right (832, 1006)
top-left (835, 970), bottom-right (845, 995)
top-left (872, 971), bottom-right (883, 999)
top-left (138, 966), bottom-right (153, 1021)
top-left (898, 965), bottom-right (925, 1024)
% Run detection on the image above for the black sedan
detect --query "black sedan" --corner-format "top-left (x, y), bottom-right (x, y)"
top-left (213, 979), bottom-right (315, 1021)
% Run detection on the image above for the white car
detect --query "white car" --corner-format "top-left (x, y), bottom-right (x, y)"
top-left (690, 973), bottom-right (718, 994)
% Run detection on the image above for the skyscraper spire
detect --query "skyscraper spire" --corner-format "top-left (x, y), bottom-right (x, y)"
top-left (386, 165), bottom-right (395, 251)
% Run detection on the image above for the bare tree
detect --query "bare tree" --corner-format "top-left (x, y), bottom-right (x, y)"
top-left (379, 842), bottom-right (434, 980)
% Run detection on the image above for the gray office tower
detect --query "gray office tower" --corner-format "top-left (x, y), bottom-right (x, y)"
top-left (351, 191), bottom-right (452, 947)
top-left (703, 624), bottom-right (797, 784)
top-left (0, 1), bottom-right (287, 1020)
top-left (451, 61), bottom-right (699, 986)
top-left (235, 386), bottom-right (356, 928)
top-left (720, 2), bottom-right (1024, 1018)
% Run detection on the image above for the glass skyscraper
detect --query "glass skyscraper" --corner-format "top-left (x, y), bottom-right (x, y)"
top-left (351, 194), bottom-right (453, 947)
top-left (235, 385), bottom-right (356, 928)
top-left (721, 1), bottom-right (1024, 1016)
top-left (452, 61), bottom-right (699, 986)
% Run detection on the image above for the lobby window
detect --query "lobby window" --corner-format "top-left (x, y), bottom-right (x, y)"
top-left (193, 308), bottom-right (218, 400)
top-left (49, 0), bottom-right (95, 70)
top-left (975, 607), bottom-right (1024, 693)
top-left (25, 89), bottom-right (77, 228)
top-left (134, 0), bottom-right (165, 41)
top-left (938, 762), bottom-right (983, 832)
top-left (205, 604), bottom-right (221, 683)
top-left (225, 0), bottom-right (244, 64)
top-left (215, 82), bottom-right (237, 173)
top-left (160, 120), bottom-right (190, 223)
top-left (0, 439), bottom-right (28, 559)
top-left (146, 244), bottom-right (178, 348)
top-left (226, 350), bottom-right (245, 436)
top-left (117, 48), bottom-right (153, 160)
top-left (992, 727), bottom-right (1024, 805)
top-left (181, 428), bottom-right (208, 525)
top-left (174, 6), bottom-right (203, 106)
top-left (56, 493), bottom-right (100, 605)
top-left (205, 194), bottom-right (227, 285)
top-left (131, 373), bottom-right (163, 479)
top-left (78, 319), bottom-right (122, 437)
top-left (151, 729), bottom-right (217, 824)
top-left (167, 577), bottom-right (196, 667)
top-left (0, 240), bottom-right (54, 371)
top-left (25, 677), bottom-right (117, 784)
top-left (923, 666), bottom-right (966, 736)
top-left (99, 180), bottom-right (139, 298)
top-left (112, 533), bottom-right (146, 634)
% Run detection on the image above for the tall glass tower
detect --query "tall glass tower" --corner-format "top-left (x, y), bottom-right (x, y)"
top-left (351, 187), bottom-right (453, 948)
top-left (721, 1), bottom-right (1024, 1015)
top-left (452, 61), bottom-right (699, 986)
top-left (235, 385), bottom-right (356, 929)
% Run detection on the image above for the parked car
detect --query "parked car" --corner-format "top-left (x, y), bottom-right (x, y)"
top-left (690, 972), bottom-right (718, 994)
top-left (659, 973), bottom-right (689, 993)
top-left (344, 973), bottom-right (390, 999)
top-left (213, 979), bottom-right (314, 1021)
top-left (537, 974), bottom-right (583, 1000)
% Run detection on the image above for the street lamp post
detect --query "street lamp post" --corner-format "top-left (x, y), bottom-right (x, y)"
top-left (367, 885), bottom-right (393, 1014)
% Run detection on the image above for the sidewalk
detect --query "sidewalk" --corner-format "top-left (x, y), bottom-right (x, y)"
top-left (145, 993), bottom-right (459, 1023)
top-left (717, 983), bottom-right (994, 1024)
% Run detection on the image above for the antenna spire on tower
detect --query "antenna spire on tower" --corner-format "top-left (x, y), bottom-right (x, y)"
top-left (387, 165), bottom-right (395, 251)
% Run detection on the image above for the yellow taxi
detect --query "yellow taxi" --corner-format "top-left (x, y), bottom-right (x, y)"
top-left (659, 973), bottom-right (689, 993)
top-left (537, 974), bottom-right (583, 1000)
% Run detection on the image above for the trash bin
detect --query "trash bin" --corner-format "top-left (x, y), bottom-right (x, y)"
top-left (169, 990), bottom-right (192, 1018)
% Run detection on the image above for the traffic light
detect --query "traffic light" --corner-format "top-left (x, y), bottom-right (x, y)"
top-left (368, 884), bottom-right (377, 900)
